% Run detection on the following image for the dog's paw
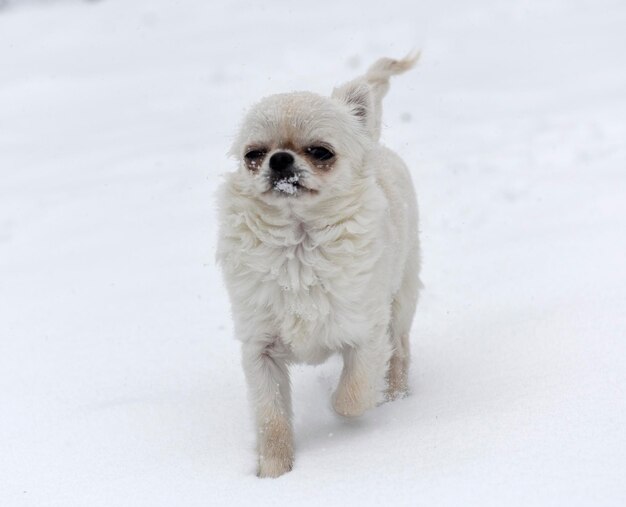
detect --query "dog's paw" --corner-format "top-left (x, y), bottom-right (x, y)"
top-left (384, 384), bottom-right (410, 402)
top-left (385, 355), bottom-right (410, 402)
top-left (257, 417), bottom-right (294, 478)
top-left (257, 453), bottom-right (294, 478)
top-left (332, 382), bottom-right (375, 418)
top-left (333, 397), bottom-right (366, 418)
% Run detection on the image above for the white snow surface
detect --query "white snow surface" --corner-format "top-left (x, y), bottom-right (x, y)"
top-left (1, 1), bottom-right (626, 505)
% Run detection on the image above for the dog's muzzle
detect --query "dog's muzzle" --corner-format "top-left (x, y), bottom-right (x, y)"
top-left (269, 151), bottom-right (303, 194)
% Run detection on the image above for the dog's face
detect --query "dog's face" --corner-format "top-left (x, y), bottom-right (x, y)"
top-left (230, 90), bottom-right (371, 204)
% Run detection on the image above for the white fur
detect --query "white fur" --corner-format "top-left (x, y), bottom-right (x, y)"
top-left (217, 54), bottom-right (421, 478)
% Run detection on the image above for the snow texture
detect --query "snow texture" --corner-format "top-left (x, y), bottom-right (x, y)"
top-left (1, 1), bottom-right (626, 506)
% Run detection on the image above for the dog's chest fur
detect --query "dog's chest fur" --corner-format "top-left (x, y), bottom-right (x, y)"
top-left (218, 182), bottom-right (392, 363)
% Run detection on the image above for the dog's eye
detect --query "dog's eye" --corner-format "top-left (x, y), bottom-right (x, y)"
top-left (306, 146), bottom-right (334, 161)
top-left (244, 149), bottom-right (266, 161)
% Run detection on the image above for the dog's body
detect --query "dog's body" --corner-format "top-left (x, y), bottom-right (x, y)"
top-left (217, 54), bottom-right (421, 478)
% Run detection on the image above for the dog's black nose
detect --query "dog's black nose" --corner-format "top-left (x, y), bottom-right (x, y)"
top-left (269, 151), bottom-right (295, 176)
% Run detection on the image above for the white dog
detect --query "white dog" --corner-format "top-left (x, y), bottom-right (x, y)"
top-left (217, 54), bottom-right (421, 478)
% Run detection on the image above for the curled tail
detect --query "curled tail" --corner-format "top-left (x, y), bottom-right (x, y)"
top-left (332, 51), bottom-right (420, 141)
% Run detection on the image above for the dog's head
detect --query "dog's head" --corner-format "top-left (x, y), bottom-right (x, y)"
top-left (229, 88), bottom-right (374, 203)
top-left (228, 55), bottom-right (418, 205)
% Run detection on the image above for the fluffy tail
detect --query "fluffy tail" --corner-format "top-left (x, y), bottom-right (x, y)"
top-left (332, 51), bottom-right (420, 140)
top-left (365, 52), bottom-right (420, 110)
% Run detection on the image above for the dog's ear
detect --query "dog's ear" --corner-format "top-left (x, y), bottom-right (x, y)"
top-left (332, 80), bottom-right (375, 138)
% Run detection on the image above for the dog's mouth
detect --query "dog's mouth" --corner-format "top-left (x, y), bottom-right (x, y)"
top-left (267, 174), bottom-right (316, 196)
top-left (273, 175), bottom-right (302, 195)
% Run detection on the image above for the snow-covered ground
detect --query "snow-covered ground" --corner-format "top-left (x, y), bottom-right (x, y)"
top-left (1, 1), bottom-right (625, 505)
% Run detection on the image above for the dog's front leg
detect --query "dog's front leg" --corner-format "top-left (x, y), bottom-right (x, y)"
top-left (242, 337), bottom-right (293, 478)
top-left (332, 327), bottom-right (392, 417)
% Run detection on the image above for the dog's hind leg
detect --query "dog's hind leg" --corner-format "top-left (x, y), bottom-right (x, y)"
top-left (386, 256), bottom-right (421, 401)
top-left (242, 336), bottom-right (293, 478)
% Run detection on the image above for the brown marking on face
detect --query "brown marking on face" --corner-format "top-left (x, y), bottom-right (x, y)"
top-left (245, 138), bottom-right (336, 177)
top-left (300, 144), bottom-right (336, 175)
top-left (300, 155), bottom-right (335, 174)
top-left (277, 139), bottom-right (298, 152)
top-left (243, 145), bottom-right (268, 172)
top-left (282, 141), bottom-right (337, 174)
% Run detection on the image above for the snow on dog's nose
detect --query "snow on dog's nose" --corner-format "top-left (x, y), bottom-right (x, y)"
top-left (269, 151), bottom-right (300, 194)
